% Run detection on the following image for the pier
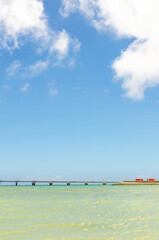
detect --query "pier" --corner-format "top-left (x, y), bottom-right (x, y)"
top-left (0, 180), bottom-right (118, 186)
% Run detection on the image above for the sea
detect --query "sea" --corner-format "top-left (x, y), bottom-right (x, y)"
top-left (0, 185), bottom-right (159, 239)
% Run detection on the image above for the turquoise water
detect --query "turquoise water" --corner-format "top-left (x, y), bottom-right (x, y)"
top-left (1, 185), bottom-right (159, 239)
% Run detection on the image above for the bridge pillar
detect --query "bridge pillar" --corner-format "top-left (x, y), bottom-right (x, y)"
top-left (15, 181), bottom-right (18, 186)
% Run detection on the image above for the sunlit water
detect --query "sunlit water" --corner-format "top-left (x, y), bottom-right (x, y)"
top-left (1, 185), bottom-right (159, 239)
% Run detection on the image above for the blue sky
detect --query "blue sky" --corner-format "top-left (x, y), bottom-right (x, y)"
top-left (1, 0), bottom-right (159, 181)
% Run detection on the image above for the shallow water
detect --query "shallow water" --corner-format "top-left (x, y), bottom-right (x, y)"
top-left (1, 185), bottom-right (159, 239)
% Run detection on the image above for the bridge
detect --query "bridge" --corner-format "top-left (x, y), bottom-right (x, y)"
top-left (0, 180), bottom-right (119, 186)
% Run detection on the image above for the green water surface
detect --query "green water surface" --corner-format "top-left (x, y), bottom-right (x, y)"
top-left (0, 185), bottom-right (159, 239)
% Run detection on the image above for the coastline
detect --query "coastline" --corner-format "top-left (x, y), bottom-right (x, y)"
top-left (116, 181), bottom-right (159, 185)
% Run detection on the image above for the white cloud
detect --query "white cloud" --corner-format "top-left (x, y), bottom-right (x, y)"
top-left (50, 29), bottom-right (81, 62)
top-left (104, 88), bottom-right (109, 93)
top-left (27, 60), bottom-right (49, 76)
top-left (48, 82), bottom-right (58, 97)
top-left (60, 0), bottom-right (159, 100)
top-left (2, 85), bottom-right (10, 91)
top-left (72, 86), bottom-right (81, 90)
top-left (21, 83), bottom-right (30, 92)
top-left (53, 175), bottom-right (63, 180)
top-left (50, 29), bottom-right (70, 60)
top-left (7, 60), bottom-right (21, 77)
top-left (0, 0), bottom-right (48, 50)
top-left (49, 88), bottom-right (58, 96)
top-left (0, 0), bottom-right (80, 65)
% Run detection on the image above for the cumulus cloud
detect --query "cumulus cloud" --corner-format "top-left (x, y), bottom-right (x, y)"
top-left (0, 0), bottom-right (48, 50)
top-left (51, 29), bottom-right (70, 60)
top-left (48, 82), bottom-right (58, 97)
top-left (27, 60), bottom-right (49, 76)
top-left (0, 0), bottom-right (80, 64)
top-left (60, 0), bottom-right (159, 100)
top-left (50, 29), bottom-right (80, 62)
top-left (21, 83), bottom-right (30, 92)
top-left (7, 60), bottom-right (21, 77)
